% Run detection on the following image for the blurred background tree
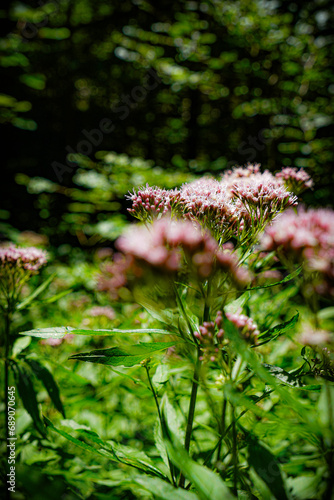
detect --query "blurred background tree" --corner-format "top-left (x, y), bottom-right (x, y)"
top-left (1, 0), bottom-right (333, 248)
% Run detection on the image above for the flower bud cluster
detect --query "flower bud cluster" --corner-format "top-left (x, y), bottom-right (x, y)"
top-left (262, 207), bottom-right (334, 297)
top-left (194, 311), bottom-right (225, 362)
top-left (0, 244), bottom-right (47, 309)
top-left (126, 185), bottom-right (180, 221)
top-left (275, 167), bottom-right (313, 195)
top-left (225, 309), bottom-right (259, 344)
top-left (0, 245), bottom-right (47, 272)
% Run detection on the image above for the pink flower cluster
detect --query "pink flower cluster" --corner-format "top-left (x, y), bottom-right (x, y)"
top-left (179, 178), bottom-right (238, 240)
top-left (99, 219), bottom-right (250, 298)
top-left (262, 207), bottom-right (334, 296)
top-left (0, 244), bottom-right (48, 309)
top-left (127, 185), bottom-right (180, 221)
top-left (194, 311), bottom-right (225, 362)
top-left (275, 167), bottom-right (313, 194)
top-left (0, 245), bottom-right (47, 272)
top-left (226, 309), bottom-right (259, 344)
top-left (126, 164), bottom-right (306, 242)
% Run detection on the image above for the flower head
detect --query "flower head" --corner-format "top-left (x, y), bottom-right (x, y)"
top-left (275, 167), bottom-right (313, 194)
top-left (126, 185), bottom-right (180, 221)
top-left (0, 245), bottom-right (47, 272)
top-left (0, 244), bottom-right (47, 309)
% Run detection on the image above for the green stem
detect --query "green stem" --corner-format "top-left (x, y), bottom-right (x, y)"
top-left (216, 399), bottom-right (227, 462)
top-left (173, 283), bottom-right (198, 345)
top-left (179, 350), bottom-right (201, 488)
top-left (202, 390), bottom-right (273, 468)
top-left (232, 406), bottom-right (238, 496)
top-left (145, 365), bottom-right (176, 487)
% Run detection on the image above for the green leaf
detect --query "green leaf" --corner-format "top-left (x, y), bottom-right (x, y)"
top-left (20, 326), bottom-right (75, 339)
top-left (44, 417), bottom-right (167, 479)
top-left (134, 476), bottom-right (200, 500)
top-left (12, 336), bottom-right (31, 357)
top-left (263, 364), bottom-right (321, 391)
top-left (223, 319), bottom-right (319, 432)
top-left (72, 328), bottom-right (174, 336)
top-left (12, 361), bottom-right (45, 436)
top-left (248, 436), bottom-right (288, 500)
top-left (43, 416), bottom-right (109, 458)
top-left (17, 273), bottom-right (55, 310)
top-left (25, 358), bottom-right (65, 417)
top-left (246, 266), bottom-right (302, 291)
top-left (41, 289), bottom-right (73, 304)
top-left (20, 326), bottom-right (176, 339)
top-left (161, 412), bottom-right (235, 500)
top-left (257, 313), bottom-right (299, 345)
top-left (69, 342), bottom-right (180, 367)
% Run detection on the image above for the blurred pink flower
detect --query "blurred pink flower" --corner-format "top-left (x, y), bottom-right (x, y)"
top-left (262, 207), bottom-right (334, 296)
top-left (0, 244), bottom-right (47, 272)
top-left (87, 306), bottom-right (115, 320)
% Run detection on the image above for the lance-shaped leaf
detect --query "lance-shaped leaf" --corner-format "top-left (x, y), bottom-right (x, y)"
top-left (25, 358), bottom-right (65, 417)
top-left (20, 326), bottom-right (76, 339)
top-left (246, 266), bottom-right (302, 291)
top-left (69, 341), bottom-right (180, 367)
top-left (44, 417), bottom-right (167, 479)
top-left (17, 273), bottom-right (55, 310)
top-left (12, 361), bottom-right (46, 436)
top-left (20, 326), bottom-right (176, 339)
top-left (248, 435), bottom-right (289, 500)
top-left (256, 313), bottom-right (299, 346)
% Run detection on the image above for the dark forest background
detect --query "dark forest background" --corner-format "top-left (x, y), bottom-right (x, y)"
top-left (1, 0), bottom-right (334, 251)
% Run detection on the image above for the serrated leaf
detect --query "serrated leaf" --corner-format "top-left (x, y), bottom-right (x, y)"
top-left (134, 476), bottom-right (200, 500)
top-left (257, 313), bottom-right (299, 345)
top-left (263, 363), bottom-right (321, 391)
top-left (69, 342), bottom-right (179, 367)
top-left (17, 273), bottom-right (55, 310)
top-left (25, 358), bottom-right (65, 417)
top-left (12, 361), bottom-right (45, 436)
